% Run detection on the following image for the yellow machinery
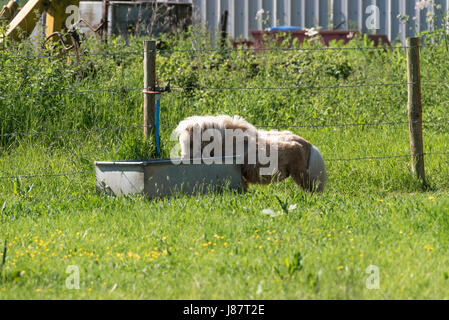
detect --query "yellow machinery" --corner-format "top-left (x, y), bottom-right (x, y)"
top-left (0, 0), bottom-right (80, 44)
top-left (0, 0), bottom-right (19, 22)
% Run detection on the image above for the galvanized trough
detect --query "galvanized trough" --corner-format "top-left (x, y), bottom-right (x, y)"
top-left (95, 157), bottom-right (242, 200)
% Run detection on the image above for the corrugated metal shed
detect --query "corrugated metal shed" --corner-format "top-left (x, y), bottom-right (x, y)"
top-left (79, 0), bottom-right (449, 44)
top-left (177, 0), bottom-right (449, 44)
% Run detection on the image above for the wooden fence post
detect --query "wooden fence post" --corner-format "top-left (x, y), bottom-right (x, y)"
top-left (101, 0), bottom-right (108, 43)
top-left (220, 10), bottom-right (229, 49)
top-left (406, 37), bottom-right (426, 186)
top-left (144, 40), bottom-right (156, 140)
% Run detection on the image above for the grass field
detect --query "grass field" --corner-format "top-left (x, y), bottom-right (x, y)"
top-left (1, 28), bottom-right (449, 299)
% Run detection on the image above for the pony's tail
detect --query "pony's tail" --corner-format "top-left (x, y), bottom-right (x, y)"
top-left (308, 146), bottom-right (327, 192)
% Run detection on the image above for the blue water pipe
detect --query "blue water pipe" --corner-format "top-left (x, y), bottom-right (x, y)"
top-left (155, 94), bottom-right (161, 157)
top-left (268, 26), bottom-right (301, 31)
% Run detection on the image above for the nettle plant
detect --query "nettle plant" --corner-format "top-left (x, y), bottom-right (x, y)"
top-left (398, 0), bottom-right (449, 50)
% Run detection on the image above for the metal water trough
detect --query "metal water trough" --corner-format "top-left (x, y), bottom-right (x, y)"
top-left (95, 157), bottom-right (242, 200)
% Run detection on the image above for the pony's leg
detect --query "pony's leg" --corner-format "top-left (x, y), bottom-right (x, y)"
top-left (178, 131), bottom-right (192, 159)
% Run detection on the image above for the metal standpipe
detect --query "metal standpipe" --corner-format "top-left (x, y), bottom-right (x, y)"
top-left (143, 79), bottom-right (169, 158)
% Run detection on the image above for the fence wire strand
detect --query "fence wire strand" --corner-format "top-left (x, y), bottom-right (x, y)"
top-left (5, 42), bottom-right (444, 61)
top-left (0, 125), bottom-right (149, 138)
top-left (2, 152), bottom-right (449, 181)
top-left (3, 119), bottom-right (449, 138)
top-left (154, 44), bottom-right (445, 54)
top-left (2, 81), bottom-right (447, 99)
top-left (0, 170), bottom-right (92, 180)
top-left (0, 87), bottom-right (143, 99)
top-left (5, 50), bottom-right (142, 61)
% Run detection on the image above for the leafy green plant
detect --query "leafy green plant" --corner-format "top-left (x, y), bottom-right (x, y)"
top-left (13, 178), bottom-right (33, 199)
top-left (326, 60), bottom-right (353, 80)
top-left (274, 252), bottom-right (304, 279)
top-left (1, 201), bottom-right (5, 223)
top-left (112, 132), bottom-right (156, 160)
top-left (0, 239), bottom-right (7, 282)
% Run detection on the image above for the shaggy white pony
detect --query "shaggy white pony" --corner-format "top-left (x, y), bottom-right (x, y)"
top-left (174, 115), bottom-right (327, 192)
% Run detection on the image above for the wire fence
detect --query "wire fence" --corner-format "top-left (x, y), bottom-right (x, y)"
top-left (0, 87), bottom-right (143, 99)
top-left (3, 151), bottom-right (449, 181)
top-left (0, 45), bottom-right (404, 60)
top-left (151, 43), bottom-right (446, 53)
top-left (0, 125), bottom-right (148, 138)
top-left (3, 118), bottom-right (449, 139)
top-left (4, 42), bottom-right (446, 61)
top-left (1, 43), bottom-right (448, 181)
top-left (0, 84), bottom-right (406, 99)
top-left (3, 50), bottom-right (143, 61)
top-left (0, 171), bottom-right (91, 180)
top-left (1, 80), bottom-right (446, 100)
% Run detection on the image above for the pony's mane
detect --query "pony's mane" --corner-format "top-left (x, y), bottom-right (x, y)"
top-left (174, 115), bottom-right (258, 136)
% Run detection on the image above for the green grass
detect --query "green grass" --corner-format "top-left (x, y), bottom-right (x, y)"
top-left (1, 29), bottom-right (449, 299)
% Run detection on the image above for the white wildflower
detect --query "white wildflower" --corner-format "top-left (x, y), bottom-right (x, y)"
top-left (262, 208), bottom-right (283, 217)
top-left (255, 9), bottom-right (265, 22)
top-left (305, 27), bottom-right (320, 37)
top-left (256, 282), bottom-right (263, 295)
top-left (415, 0), bottom-right (432, 11)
